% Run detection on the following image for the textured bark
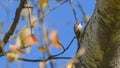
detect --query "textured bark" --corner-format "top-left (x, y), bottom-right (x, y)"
top-left (73, 0), bottom-right (120, 68)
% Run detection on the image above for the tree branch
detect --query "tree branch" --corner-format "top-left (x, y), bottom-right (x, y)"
top-left (3, 0), bottom-right (27, 45)
top-left (51, 37), bottom-right (75, 57)
top-left (18, 56), bottom-right (72, 62)
top-left (41, 0), bottom-right (69, 19)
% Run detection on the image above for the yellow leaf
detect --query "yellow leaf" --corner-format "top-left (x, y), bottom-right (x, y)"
top-left (26, 34), bottom-right (38, 45)
top-left (6, 52), bottom-right (18, 62)
top-left (49, 29), bottom-right (62, 49)
top-left (9, 45), bottom-right (25, 55)
top-left (39, 0), bottom-right (48, 5)
top-left (67, 62), bottom-right (73, 68)
top-left (39, 0), bottom-right (49, 10)
top-left (38, 46), bottom-right (47, 52)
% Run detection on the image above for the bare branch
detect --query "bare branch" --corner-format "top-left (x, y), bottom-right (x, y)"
top-left (3, 0), bottom-right (27, 45)
top-left (41, 0), bottom-right (69, 19)
top-left (58, 41), bottom-right (65, 50)
top-left (18, 56), bottom-right (72, 62)
top-left (54, 57), bottom-right (72, 59)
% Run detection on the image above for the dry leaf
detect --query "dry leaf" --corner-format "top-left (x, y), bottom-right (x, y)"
top-left (39, 62), bottom-right (46, 68)
top-left (19, 27), bottom-right (33, 53)
top-left (20, 27), bottom-right (31, 37)
top-left (19, 27), bottom-right (31, 46)
top-left (50, 40), bottom-right (61, 49)
top-left (39, 0), bottom-right (49, 10)
top-left (84, 15), bottom-right (89, 23)
top-left (30, 16), bottom-right (38, 27)
top-left (6, 52), bottom-right (18, 62)
top-left (49, 29), bottom-right (62, 49)
top-left (19, 35), bottom-right (26, 46)
top-left (16, 48), bottom-right (25, 55)
top-left (49, 29), bottom-right (59, 41)
top-left (16, 36), bottom-right (21, 47)
top-left (17, 33), bottom-right (31, 53)
top-left (38, 46), bottom-right (46, 52)
top-left (21, 8), bottom-right (32, 19)
top-left (9, 45), bottom-right (25, 55)
top-left (21, 2), bottom-right (33, 19)
top-left (26, 34), bottom-right (38, 45)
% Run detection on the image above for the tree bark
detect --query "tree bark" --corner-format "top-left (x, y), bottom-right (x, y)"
top-left (73, 0), bottom-right (120, 68)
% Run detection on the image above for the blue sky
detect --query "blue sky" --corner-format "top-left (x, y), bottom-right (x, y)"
top-left (0, 0), bottom-right (95, 68)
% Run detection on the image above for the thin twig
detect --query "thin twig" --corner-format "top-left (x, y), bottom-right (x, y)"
top-left (76, 0), bottom-right (86, 16)
top-left (29, 0), bottom-right (68, 24)
top-left (69, 0), bottom-right (79, 23)
top-left (27, 2), bottom-right (33, 34)
top-left (41, 0), bottom-right (69, 19)
top-left (51, 37), bottom-right (75, 57)
top-left (54, 57), bottom-right (72, 59)
top-left (18, 56), bottom-right (72, 62)
top-left (58, 41), bottom-right (65, 50)
top-left (18, 58), bottom-right (46, 62)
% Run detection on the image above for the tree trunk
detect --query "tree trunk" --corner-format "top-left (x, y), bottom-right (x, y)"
top-left (73, 0), bottom-right (120, 68)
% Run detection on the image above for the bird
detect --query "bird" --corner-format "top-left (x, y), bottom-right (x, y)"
top-left (74, 22), bottom-right (83, 54)
top-left (74, 22), bottom-right (82, 39)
